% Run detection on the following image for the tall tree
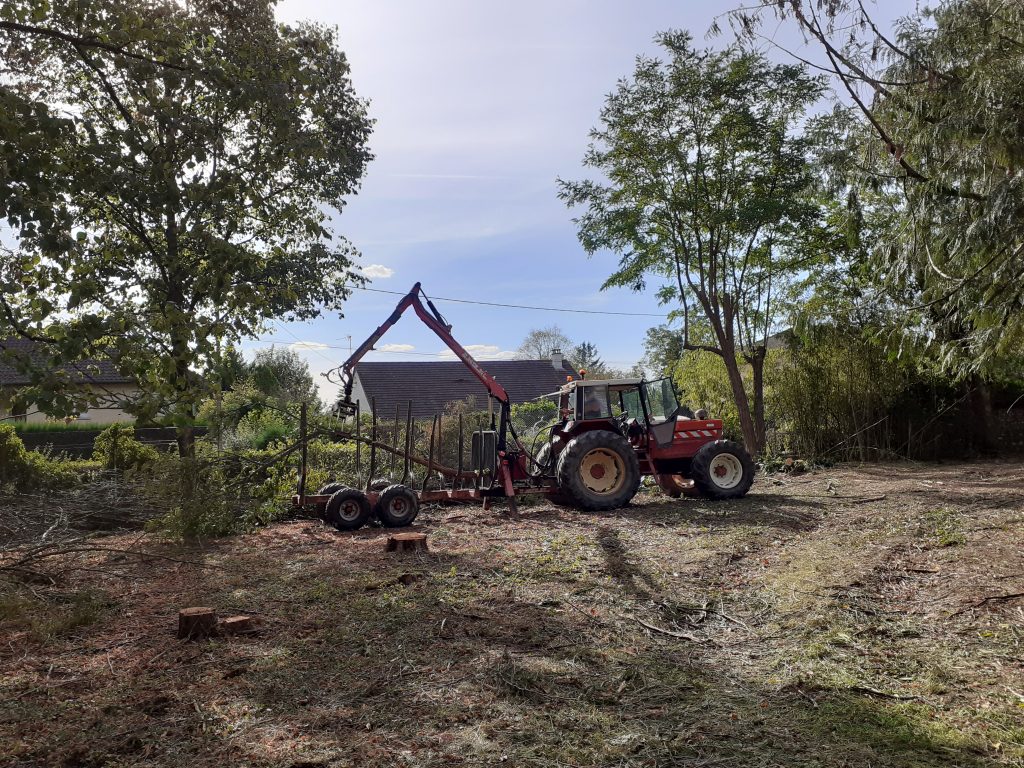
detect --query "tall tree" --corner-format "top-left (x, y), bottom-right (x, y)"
top-left (560, 31), bottom-right (824, 454)
top-left (0, 0), bottom-right (372, 454)
top-left (570, 342), bottom-right (603, 375)
top-left (728, 0), bottom-right (1024, 370)
top-left (515, 325), bottom-right (573, 361)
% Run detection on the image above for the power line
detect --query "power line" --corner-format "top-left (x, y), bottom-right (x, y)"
top-left (251, 338), bottom-right (642, 365)
top-left (354, 285), bottom-right (668, 318)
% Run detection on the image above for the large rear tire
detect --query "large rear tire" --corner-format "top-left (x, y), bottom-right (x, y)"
top-left (375, 484), bottom-right (420, 528)
top-left (556, 430), bottom-right (640, 511)
top-left (325, 488), bottom-right (372, 531)
top-left (690, 440), bottom-right (755, 499)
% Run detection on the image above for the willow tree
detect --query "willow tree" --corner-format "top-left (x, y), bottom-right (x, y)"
top-left (560, 31), bottom-right (824, 454)
top-left (0, 0), bottom-right (372, 453)
top-left (731, 0), bottom-right (1024, 448)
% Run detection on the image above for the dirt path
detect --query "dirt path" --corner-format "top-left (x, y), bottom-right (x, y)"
top-left (2, 462), bottom-right (1022, 767)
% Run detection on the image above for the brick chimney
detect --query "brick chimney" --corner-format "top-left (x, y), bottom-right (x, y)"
top-left (550, 349), bottom-right (563, 369)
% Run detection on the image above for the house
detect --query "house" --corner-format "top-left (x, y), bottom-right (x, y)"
top-left (0, 338), bottom-right (140, 425)
top-left (349, 351), bottom-right (577, 419)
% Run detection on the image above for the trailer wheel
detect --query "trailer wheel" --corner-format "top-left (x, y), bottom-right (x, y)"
top-left (690, 440), bottom-right (755, 500)
top-left (556, 430), bottom-right (640, 511)
top-left (317, 482), bottom-right (346, 496)
top-left (376, 484), bottom-right (420, 528)
top-left (325, 488), bottom-right (372, 531)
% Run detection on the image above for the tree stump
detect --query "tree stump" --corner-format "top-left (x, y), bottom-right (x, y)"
top-left (177, 607), bottom-right (217, 640)
top-left (385, 532), bottom-right (428, 553)
top-left (219, 615), bottom-right (257, 635)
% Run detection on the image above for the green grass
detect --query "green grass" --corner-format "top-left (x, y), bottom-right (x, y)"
top-left (921, 507), bottom-right (967, 547)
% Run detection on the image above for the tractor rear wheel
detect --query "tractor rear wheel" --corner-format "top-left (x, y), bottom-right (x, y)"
top-left (325, 488), bottom-right (372, 531)
top-left (690, 440), bottom-right (755, 499)
top-left (376, 484), bottom-right (420, 528)
top-left (556, 430), bottom-right (640, 511)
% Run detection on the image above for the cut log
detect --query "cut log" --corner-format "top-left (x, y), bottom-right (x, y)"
top-left (178, 607), bottom-right (217, 640)
top-left (220, 615), bottom-right (257, 635)
top-left (386, 532), bottom-right (429, 553)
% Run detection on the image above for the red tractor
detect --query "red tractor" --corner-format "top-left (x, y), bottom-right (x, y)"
top-left (533, 376), bottom-right (755, 510)
top-left (298, 283), bottom-right (755, 528)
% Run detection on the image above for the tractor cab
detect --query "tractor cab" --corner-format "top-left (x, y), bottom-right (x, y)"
top-left (553, 377), bottom-right (692, 436)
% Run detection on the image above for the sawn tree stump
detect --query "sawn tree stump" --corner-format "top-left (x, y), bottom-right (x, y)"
top-left (385, 532), bottom-right (428, 553)
top-left (177, 607), bottom-right (217, 640)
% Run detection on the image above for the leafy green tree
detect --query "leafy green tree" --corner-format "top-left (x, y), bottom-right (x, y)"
top-left (642, 325), bottom-right (684, 378)
top-left (515, 326), bottom-right (574, 361)
top-left (560, 31), bottom-right (825, 454)
top-left (731, 0), bottom-right (1024, 372)
top-left (248, 348), bottom-right (320, 408)
top-left (570, 342), bottom-right (603, 375)
top-left (0, 0), bottom-right (372, 455)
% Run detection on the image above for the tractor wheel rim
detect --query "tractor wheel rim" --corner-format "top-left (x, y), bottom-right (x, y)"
top-left (708, 454), bottom-right (743, 489)
top-left (580, 448), bottom-right (625, 495)
top-left (387, 497), bottom-right (408, 516)
top-left (338, 500), bottom-right (362, 521)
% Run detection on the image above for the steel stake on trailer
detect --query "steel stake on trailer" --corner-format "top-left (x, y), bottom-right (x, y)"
top-left (423, 414), bottom-right (438, 493)
top-left (457, 413), bottom-right (464, 491)
top-left (401, 401), bottom-right (413, 485)
top-left (354, 400), bottom-right (361, 488)
top-left (367, 397), bottom-right (378, 492)
top-left (391, 403), bottom-right (400, 481)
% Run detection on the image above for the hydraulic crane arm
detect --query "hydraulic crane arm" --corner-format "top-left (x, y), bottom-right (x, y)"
top-left (333, 283), bottom-right (510, 413)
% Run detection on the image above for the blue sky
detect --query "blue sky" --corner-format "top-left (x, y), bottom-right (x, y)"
top-left (256, 0), bottom-right (916, 402)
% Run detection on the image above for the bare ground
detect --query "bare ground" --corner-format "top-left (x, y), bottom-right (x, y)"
top-left (1, 461), bottom-right (1023, 767)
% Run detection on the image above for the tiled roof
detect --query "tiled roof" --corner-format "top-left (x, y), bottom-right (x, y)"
top-left (353, 359), bottom-right (576, 419)
top-left (0, 338), bottom-right (134, 386)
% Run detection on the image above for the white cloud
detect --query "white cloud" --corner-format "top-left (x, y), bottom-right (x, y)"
top-left (289, 341), bottom-right (330, 352)
top-left (439, 344), bottom-right (515, 361)
top-left (379, 343), bottom-right (415, 353)
top-left (361, 264), bottom-right (394, 279)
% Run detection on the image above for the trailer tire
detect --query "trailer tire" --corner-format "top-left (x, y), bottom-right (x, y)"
top-left (691, 440), bottom-right (755, 500)
top-left (376, 484), bottom-right (420, 528)
top-left (556, 430), bottom-right (640, 511)
top-left (317, 482), bottom-right (346, 496)
top-left (325, 488), bottom-right (372, 531)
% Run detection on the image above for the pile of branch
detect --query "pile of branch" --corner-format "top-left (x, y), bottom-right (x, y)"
top-left (0, 478), bottom-right (162, 583)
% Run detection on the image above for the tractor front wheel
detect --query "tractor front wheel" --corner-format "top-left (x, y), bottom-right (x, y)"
top-left (556, 430), bottom-right (640, 511)
top-left (690, 440), bottom-right (755, 500)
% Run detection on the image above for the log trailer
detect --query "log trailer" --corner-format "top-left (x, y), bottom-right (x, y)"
top-left (294, 283), bottom-right (754, 530)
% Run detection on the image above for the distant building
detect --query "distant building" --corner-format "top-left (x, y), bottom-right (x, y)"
top-left (0, 338), bottom-right (140, 425)
top-left (350, 351), bottom-right (577, 419)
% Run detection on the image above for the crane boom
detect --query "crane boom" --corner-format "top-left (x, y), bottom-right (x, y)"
top-left (333, 283), bottom-right (510, 412)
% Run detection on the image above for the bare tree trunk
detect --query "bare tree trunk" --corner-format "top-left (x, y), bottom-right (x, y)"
top-left (721, 354), bottom-right (759, 455)
top-left (176, 425), bottom-right (195, 458)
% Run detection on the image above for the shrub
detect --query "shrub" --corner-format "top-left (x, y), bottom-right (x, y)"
top-left (91, 424), bottom-right (159, 470)
top-left (0, 425), bottom-right (80, 492)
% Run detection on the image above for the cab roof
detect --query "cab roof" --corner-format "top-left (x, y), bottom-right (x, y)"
top-left (536, 378), bottom-right (645, 400)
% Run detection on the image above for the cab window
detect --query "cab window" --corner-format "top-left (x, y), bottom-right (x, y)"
top-left (643, 378), bottom-right (679, 423)
top-left (620, 388), bottom-right (641, 418)
top-left (577, 385), bottom-right (611, 419)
